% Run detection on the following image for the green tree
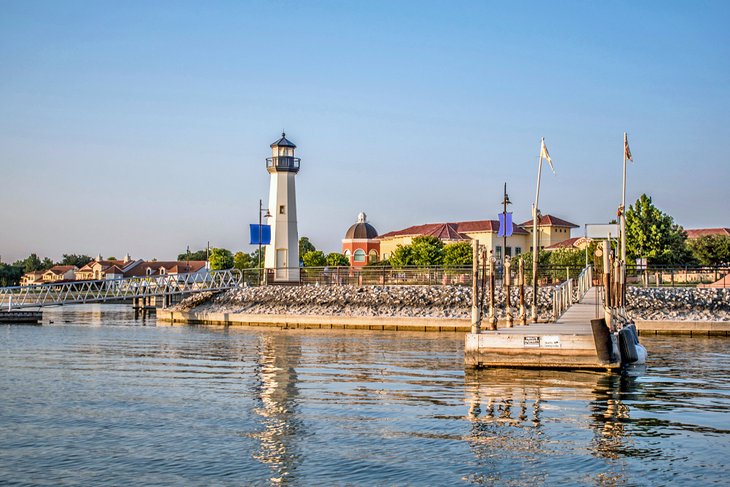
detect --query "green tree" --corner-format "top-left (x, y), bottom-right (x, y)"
top-left (326, 252), bottom-right (349, 266)
top-left (625, 194), bottom-right (692, 265)
top-left (106, 256), bottom-right (117, 261)
top-left (0, 263), bottom-right (24, 286)
top-left (547, 248), bottom-right (587, 268)
top-left (60, 254), bottom-right (93, 267)
top-left (390, 245), bottom-right (414, 268)
top-left (249, 248), bottom-right (265, 268)
top-left (16, 254), bottom-right (43, 273)
top-left (411, 236), bottom-right (444, 267)
top-left (687, 235), bottom-right (730, 266)
top-left (443, 242), bottom-right (473, 268)
top-left (299, 237), bottom-right (316, 257)
top-left (177, 249), bottom-right (209, 261)
top-left (302, 250), bottom-right (327, 267)
top-left (233, 251), bottom-right (254, 270)
top-left (208, 248), bottom-right (234, 270)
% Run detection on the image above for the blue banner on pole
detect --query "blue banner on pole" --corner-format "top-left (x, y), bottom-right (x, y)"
top-left (249, 224), bottom-right (271, 245)
top-left (497, 213), bottom-right (513, 237)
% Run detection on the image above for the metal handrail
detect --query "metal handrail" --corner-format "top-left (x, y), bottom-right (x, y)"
top-left (0, 269), bottom-right (242, 310)
top-left (552, 264), bottom-right (591, 321)
top-left (576, 265), bottom-right (592, 300)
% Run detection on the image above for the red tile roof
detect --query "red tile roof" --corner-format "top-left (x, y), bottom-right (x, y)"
top-left (520, 214), bottom-right (578, 228)
top-left (379, 219), bottom-right (528, 239)
top-left (46, 265), bottom-right (77, 274)
top-left (456, 220), bottom-right (529, 235)
top-left (685, 228), bottom-right (730, 239)
top-left (123, 261), bottom-right (207, 277)
top-left (545, 237), bottom-right (584, 250)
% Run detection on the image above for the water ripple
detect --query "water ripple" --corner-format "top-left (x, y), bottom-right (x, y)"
top-left (1, 305), bottom-right (728, 486)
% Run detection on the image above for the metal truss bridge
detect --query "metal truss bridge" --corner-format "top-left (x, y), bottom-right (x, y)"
top-left (0, 269), bottom-right (243, 310)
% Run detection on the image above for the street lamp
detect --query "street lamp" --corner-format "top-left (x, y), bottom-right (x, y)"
top-left (501, 182), bottom-right (512, 265)
top-left (259, 199), bottom-right (271, 284)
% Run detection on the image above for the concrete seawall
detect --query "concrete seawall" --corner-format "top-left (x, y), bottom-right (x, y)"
top-left (636, 320), bottom-right (730, 336)
top-left (156, 309), bottom-right (472, 332)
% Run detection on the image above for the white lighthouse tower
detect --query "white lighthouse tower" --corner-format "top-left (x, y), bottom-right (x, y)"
top-left (264, 132), bottom-right (300, 282)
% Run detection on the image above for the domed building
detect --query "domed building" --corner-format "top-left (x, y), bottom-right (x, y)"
top-left (342, 212), bottom-right (380, 267)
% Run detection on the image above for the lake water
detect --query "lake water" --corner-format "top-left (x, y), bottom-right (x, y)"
top-left (1, 304), bottom-right (728, 486)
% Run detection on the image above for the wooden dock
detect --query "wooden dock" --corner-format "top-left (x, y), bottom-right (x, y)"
top-left (465, 287), bottom-right (621, 370)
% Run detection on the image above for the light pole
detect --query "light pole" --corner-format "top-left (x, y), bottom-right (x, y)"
top-left (258, 199), bottom-right (271, 285)
top-left (501, 183), bottom-right (511, 265)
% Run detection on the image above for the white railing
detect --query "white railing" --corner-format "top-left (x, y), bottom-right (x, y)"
top-left (0, 269), bottom-right (243, 310)
top-left (552, 279), bottom-right (572, 321)
top-left (552, 265), bottom-right (592, 321)
top-left (576, 265), bottom-right (592, 300)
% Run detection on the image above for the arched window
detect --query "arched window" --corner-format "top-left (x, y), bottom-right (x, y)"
top-left (368, 249), bottom-right (378, 263)
top-left (354, 249), bottom-right (366, 263)
top-left (344, 249), bottom-right (351, 259)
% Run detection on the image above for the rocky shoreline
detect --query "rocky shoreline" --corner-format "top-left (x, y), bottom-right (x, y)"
top-left (175, 284), bottom-right (730, 322)
top-left (175, 285), bottom-right (557, 321)
top-left (626, 287), bottom-right (730, 321)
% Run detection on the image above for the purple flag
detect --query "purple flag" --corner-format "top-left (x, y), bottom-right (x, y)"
top-left (498, 213), bottom-right (513, 237)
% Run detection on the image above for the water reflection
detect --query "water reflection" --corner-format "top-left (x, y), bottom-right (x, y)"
top-left (464, 368), bottom-right (650, 485)
top-left (250, 333), bottom-right (303, 485)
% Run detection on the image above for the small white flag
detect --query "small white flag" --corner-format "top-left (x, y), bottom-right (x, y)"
top-left (540, 138), bottom-right (555, 174)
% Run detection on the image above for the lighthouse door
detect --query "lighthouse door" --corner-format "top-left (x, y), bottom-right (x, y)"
top-left (276, 249), bottom-right (287, 280)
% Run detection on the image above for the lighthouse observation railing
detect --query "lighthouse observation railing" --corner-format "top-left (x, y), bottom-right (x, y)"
top-left (0, 269), bottom-right (242, 310)
top-left (266, 156), bottom-right (300, 172)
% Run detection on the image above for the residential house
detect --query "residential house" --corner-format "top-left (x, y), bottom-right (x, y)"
top-left (42, 265), bottom-right (78, 282)
top-left (19, 271), bottom-right (45, 286)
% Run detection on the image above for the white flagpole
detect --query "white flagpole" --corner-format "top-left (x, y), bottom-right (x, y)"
top-left (531, 138), bottom-right (544, 323)
top-left (621, 132), bottom-right (627, 264)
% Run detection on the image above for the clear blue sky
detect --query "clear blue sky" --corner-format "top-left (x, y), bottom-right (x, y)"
top-left (1, 0), bottom-right (728, 262)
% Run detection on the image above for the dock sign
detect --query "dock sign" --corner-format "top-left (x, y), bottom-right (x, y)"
top-left (523, 336), bottom-right (540, 347)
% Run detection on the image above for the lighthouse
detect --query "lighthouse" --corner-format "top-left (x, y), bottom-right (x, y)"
top-left (264, 132), bottom-right (300, 282)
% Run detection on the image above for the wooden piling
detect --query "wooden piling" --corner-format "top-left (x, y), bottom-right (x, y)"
top-left (518, 258), bottom-right (527, 325)
top-left (504, 256), bottom-right (513, 327)
top-left (488, 255), bottom-right (497, 330)
top-left (471, 239), bottom-right (480, 334)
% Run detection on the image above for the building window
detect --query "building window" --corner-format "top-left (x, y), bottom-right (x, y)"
top-left (515, 247), bottom-right (522, 255)
top-left (354, 249), bottom-right (366, 262)
top-left (496, 246), bottom-right (502, 260)
top-left (506, 247), bottom-right (512, 257)
top-left (279, 205), bottom-right (285, 215)
top-left (368, 249), bottom-right (378, 263)
top-left (344, 249), bottom-right (351, 259)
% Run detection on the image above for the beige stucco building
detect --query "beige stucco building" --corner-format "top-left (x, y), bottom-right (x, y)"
top-left (378, 214), bottom-right (578, 260)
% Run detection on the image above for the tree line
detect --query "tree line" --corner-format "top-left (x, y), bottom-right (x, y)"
top-left (3, 194), bottom-right (728, 285)
top-left (0, 254), bottom-right (94, 286)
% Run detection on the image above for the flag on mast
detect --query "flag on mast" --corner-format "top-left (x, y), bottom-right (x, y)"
top-left (624, 132), bottom-right (633, 161)
top-left (540, 138), bottom-right (555, 174)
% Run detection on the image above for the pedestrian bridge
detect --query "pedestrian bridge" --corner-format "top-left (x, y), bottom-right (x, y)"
top-left (0, 269), bottom-right (243, 310)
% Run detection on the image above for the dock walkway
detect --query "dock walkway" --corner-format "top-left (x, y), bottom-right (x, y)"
top-left (465, 287), bottom-right (619, 370)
